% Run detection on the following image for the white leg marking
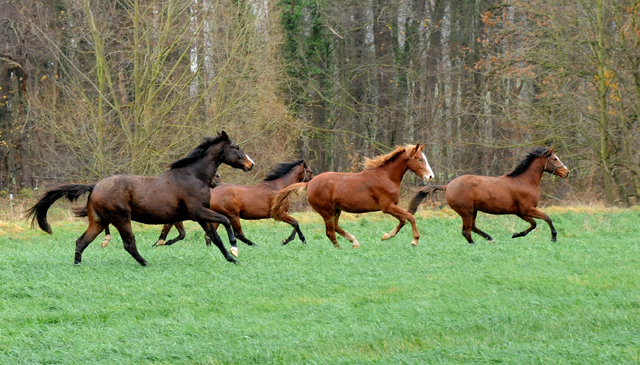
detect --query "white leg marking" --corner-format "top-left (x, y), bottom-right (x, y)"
top-left (101, 234), bottom-right (112, 248)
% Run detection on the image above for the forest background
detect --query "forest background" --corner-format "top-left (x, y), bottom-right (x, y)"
top-left (1, 0), bottom-right (639, 206)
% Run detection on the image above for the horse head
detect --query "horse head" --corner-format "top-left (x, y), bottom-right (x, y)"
top-left (544, 147), bottom-right (569, 178)
top-left (299, 161), bottom-right (314, 182)
top-left (218, 131), bottom-right (254, 172)
top-left (406, 144), bottom-right (434, 182)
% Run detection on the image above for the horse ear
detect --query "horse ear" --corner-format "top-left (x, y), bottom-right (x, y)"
top-left (547, 147), bottom-right (555, 156)
top-left (410, 144), bottom-right (420, 157)
top-left (220, 130), bottom-right (229, 140)
top-left (420, 144), bottom-right (425, 151)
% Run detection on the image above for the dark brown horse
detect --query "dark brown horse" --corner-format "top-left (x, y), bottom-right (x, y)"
top-left (154, 160), bottom-right (313, 257)
top-left (26, 131), bottom-right (254, 265)
top-left (408, 147), bottom-right (569, 244)
top-left (271, 144), bottom-right (434, 248)
top-left (97, 172), bottom-right (224, 249)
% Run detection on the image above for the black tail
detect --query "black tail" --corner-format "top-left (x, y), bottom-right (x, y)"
top-left (26, 184), bottom-right (95, 233)
top-left (408, 185), bottom-right (447, 214)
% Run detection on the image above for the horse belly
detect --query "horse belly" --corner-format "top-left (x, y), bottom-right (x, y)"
top-left (446, 177), bottom-right (519, 215)
top-left (330, 186), bottom-right (381, 213)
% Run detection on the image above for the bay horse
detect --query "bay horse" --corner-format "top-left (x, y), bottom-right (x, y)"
top-left (271, 144), bottom-right (434, 248)
top-left (408, 147), bottom-right (569, 244)
top-left (26, 131), bottom-right (254, 265)
top-left (154, 160), bottom-right (313, 258)
top-left (98, 172), bottom-right (224, 249)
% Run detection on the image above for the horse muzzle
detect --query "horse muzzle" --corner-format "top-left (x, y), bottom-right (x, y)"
top-left (423, 172), bottom-right (434, 182)
top-left (557, 168), bottom-right (570, 178)
top-left (243, 162), bottom-right (254, 172)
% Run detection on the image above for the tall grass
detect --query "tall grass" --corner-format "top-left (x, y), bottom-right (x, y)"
top-left (1, 209), bottom-right (639, 364)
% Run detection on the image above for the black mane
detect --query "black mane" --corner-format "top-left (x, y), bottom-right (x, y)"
top-left (507, 147), bottom-right (551, 177)
top-left (263, 159), bottom-right (304, 181)
top-left (169, 134), bottom-right (227, 170)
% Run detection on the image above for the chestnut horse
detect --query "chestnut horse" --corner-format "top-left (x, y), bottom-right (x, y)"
top-left (271, 144), bottom-right (434, 248)
top-left (154, 160), bottom-right (313, 257)
top-left (408, 147), bottom-right (569, 244)
top-left (26, 131), bottom-right (254, 265)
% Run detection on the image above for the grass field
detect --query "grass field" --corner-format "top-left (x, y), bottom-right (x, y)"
top-left (1, 207), bottom-right (639, 364)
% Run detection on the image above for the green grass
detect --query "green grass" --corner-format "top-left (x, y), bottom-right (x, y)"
top-left (1, 208), bottom-right (639, 364)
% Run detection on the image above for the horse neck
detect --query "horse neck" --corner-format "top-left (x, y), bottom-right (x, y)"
top-left (375, 155), bottom-right (409, 185)
top-left (189, 146), bottom-right (224, 184)
top-left (264, 166), bottom-right (303, 190)
top-left (512, 158), bottom-right (546, 187)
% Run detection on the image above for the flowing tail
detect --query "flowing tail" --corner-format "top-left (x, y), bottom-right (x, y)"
top-left (26, 184), bottom-right (95, 234)
top-left (408, 185), bottom-right (447, 214)
top-left (271, 182), bottom-right (308, 221)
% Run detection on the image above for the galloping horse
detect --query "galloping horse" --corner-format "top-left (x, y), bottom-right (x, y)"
top-left (271, 144), bottom-right (434, 248)
top-left (408, 147), bottom-right (569, 243)
top-left (154, 160), bottom-right (313, 257)
top-left (97, 172), bottom-right (223, 249)
top-left (27, 131), bottom-right (254, 265)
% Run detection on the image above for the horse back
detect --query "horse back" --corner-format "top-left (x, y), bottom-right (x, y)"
top-left (91, 174), bottom-right (210, 223)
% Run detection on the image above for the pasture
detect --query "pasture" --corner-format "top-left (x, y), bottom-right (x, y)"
top-left (1, 207), bottom-right (639, 364)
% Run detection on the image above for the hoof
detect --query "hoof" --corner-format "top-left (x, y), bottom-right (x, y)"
top-left (230, 247), bottom-right (239, 257)
top-left (101, 234), bottom-right (112, 248)
top-left (382, 233), bottom-right (390, 241)
top-left (333, 244), bottom-right (342, 250)
top-left (153, 239), bottom-right (166, 247)
top-left (488, 239), bottom-right (494, 244)
top-left (352, 243), bottom-right (360, 249)
top-left (411, 239), bottom-right (418, 247)
top-left (281, 239), bottom-right (288, 246)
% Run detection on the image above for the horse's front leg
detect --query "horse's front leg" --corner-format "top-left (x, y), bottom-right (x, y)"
top-left (381, 203), bottom-right (419, 246)
top-left (523, 208), bottom-right (557, 242)
top-left (193, 208), bottom-right (237, 263)
top-left (278, 211), bottom-right (306, 245)
top-left (153, 223), bottom-right (174, 246)
top-left (164, 221), bottom-right (187, 245)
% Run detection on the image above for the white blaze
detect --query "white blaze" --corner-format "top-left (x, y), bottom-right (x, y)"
top-left (422, 152), bottom-right (434, 180)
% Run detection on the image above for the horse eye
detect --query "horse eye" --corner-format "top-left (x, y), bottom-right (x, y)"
top-left (419, 158), bottom-right (423, 162)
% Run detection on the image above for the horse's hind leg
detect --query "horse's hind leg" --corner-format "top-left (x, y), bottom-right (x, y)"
top-left (334, 211), bottom-right (360, 249)
top-left (471, 210), bottom-right (493, 242)
top-left (75, 220), bottom-right (108, 264)
top-left (164, 222), bottom-right (187, 246)
top-left (111, 219), bottom-right (147, 266)
top-left (101, 225), bottom-right (112, 248)
top-left (279, 211), bottom-right (306, 246)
